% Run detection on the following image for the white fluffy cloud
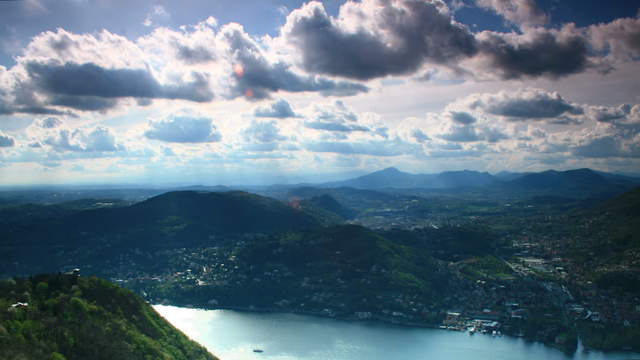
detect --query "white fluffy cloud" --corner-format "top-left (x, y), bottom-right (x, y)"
top-left (588, 17), bottom-right (640, 62)
top-left (254, 99), bottom-right (299, 118)
top-left (27, 117), bottom-right (123, 152)
top-left (144, 114), bottom-right (222, 143)
top-left (476, 0), bottom-right (548, 29)
top-left (282, 0), bottom-right (476, 80)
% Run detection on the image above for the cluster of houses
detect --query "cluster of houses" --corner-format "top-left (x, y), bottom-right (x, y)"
top-left (442, 310), bottom-right (502, 335)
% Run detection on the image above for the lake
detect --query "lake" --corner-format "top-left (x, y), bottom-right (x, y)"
top-left (154, 305), bottom-right (640, 360)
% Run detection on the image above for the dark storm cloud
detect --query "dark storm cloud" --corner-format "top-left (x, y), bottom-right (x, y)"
top-left (283, 0), bottom-right (477, 80)
top-left (25, 62), bottom-right (213, 104)
top-left (476, 29), bottom-right (590, 79)
top-left (254, 99), bottom-right (299, 118)
top-left (223, 24), bottom-right (368, 100)
top-left (145, 115), bottom-right (222, 143)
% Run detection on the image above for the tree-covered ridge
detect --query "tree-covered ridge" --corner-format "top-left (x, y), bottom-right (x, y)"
top-left (241, 225), bottom-right (442, 295)
top-left (0, 273), bottom-right (217, 360)
top-left (133, 224), bottom-right (452, 324)
top-left (2, 190), bottom-right (325, 275)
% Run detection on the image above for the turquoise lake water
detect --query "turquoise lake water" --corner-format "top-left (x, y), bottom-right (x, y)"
top-left (155, 305), bottom-right (640, 360)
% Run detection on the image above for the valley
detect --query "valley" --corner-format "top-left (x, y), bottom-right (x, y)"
top-left (1, 168), bottom-right (639, 354)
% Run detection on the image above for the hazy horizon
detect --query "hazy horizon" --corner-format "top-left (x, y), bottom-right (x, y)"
top-left (0, 0), bottom-right (638, 185)
top-left (0, 166), bottom-right (638, 189)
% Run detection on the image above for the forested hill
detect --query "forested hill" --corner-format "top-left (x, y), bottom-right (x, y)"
top-left (2, 190), bottom-right (325, 275)
top-left (67, 190), bottom-right (323, 236)
top-left (0, 273), bottom-right (217, 360)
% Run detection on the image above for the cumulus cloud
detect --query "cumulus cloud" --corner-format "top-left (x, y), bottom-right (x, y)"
top-left (37, 117), bottom-right (63, 128)
top-left (222, 23), bottom-right (368, 99)
top-left (474, 25), bottom-right (591, 79)
top-left (570, 119), bottom-right (640, 158)
top-left (25, 62), bottom-right (213, 106)
top-left (280, 0), bottom-right (607, 81)
top-left (242, 120), bottom-right (287, 143)
top-left (456, 88), bottom-right (582, 121)
top-left (0, 22), bottom-right (370, 115)
top-left (589, 17), bottom-right (640, 62)
top-left (0, 131), bottom-right (15, 147)
top-left (476, 0), bottom-right (548, 29)
top-left (438, 123), bottom-right (481, 142)
top-left (176, 45), bottom-right (216, 64)
top-left (304, 100), bottom-right (370, 132)
top-left (27, 118), bottom-right (123, 152)
top-left (585, 104), bottom-right (633, 123)
top-left (449, 111), bottom-right (477, 124)
top-left (138, 20), bottom-right (219, 65)
top-left (254, 99), bottom-right (299, 118)
top-left (571, 135), bottom-right (638, 158)
top-left (282, 0), bottom-right (477, 80)
top-left (412, 129), bottom-right (431, 143)
top-left (437, 119), bottom-right (508, 143)
top-left (0, 28), bottom-right (214, 113)
top-left (145, 115), bottom-right (222, 143)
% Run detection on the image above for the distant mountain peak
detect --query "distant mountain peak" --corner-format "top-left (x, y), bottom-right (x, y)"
top-left (379, 167), bottom-right (402, 173)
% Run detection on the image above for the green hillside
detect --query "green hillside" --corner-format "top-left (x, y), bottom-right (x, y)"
top-left (2, 191), bottom-right (323, 276)
top-left (298, 194), bottom-right (357, 225)
top-left (135, 225), bottom-right (451, 321)
top-left (0, 273), bottom-right (217, 360)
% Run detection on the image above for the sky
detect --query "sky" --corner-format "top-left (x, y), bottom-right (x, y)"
top-left (0, 0), bottom-right (639, 186)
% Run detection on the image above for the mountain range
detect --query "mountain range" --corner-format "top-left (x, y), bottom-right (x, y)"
top-left (318, 167), bottom-right (640, 198)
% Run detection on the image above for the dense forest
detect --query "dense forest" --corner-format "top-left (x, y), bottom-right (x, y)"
top-left (0, 273), bottom-right (217, 360)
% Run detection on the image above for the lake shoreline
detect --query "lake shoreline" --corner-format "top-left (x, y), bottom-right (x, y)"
top-left (153, 302), bottom-right (581, 354)
top-left (154, 304), bottom-right (640, 360)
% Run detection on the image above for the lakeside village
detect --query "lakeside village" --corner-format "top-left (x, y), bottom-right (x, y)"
top-left (82, 229), bottom-right (638, 352)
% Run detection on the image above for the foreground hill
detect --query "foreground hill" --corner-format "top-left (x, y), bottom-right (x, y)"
top-left (0, 273), bottom-right (217, 360)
